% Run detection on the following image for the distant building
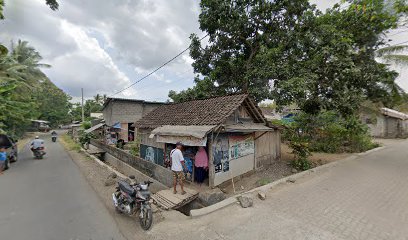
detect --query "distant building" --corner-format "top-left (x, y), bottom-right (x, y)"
top-left (260, 107), bottom-right (281, 121)
top-left (102, 97), bottom-right (165, 142)
top-left (360, 107), bottom-right (408, 138)
top-left (31, 120), bottom-right (50, 132)
top-left (90, 112), bottom-right (103, 119)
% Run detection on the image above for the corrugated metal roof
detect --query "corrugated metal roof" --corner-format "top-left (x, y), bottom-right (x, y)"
top-left (84, 123), bottom-right (105, 133)
top-left (150, 125), bottom-right (217, 139)
top-left (381, 108), bottom-right (408, 120)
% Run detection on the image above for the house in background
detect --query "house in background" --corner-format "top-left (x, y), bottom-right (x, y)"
top-left (360, 107), bottom-right (408, 138)
top-left (31, 120), bottom-right (50, 132)
top-left (102, 97), bottom-right (165, 142)
top-left (134, 94), bottom-right (281, 188)
top-left (90, 112), bottom-right (103, 119)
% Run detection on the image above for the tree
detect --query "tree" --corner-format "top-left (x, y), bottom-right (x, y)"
top-left (0, 0), bottom-right (58, 19)
top-left (171, 0), bottom-right (407, 116)
top-left (377, 45), bottom-right (408, 65)
top-left (69, 94), bottom-right (105, 122)
top-left (0, 40), bottom-right (70, 136)
top-left (183, 0), bottom-right (315, 102)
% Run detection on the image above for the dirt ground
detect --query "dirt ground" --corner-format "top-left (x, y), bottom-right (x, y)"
top-left (220, 143), bottom-right (353, 195)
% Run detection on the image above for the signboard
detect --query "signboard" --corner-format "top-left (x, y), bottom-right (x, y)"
top-left (213, 135), bottom-right (230, 174)
top-left (228, 134), bottom-right (254, 160)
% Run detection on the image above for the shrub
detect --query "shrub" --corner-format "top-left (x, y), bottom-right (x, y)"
top-left (79, 130), bottom-right (93, 147)
top-left (129, 134), bottom-right (141, 156)
top-left (284, 111), bottom-right (376, 153)
top-left (285, 127), bottom-right (312, 171)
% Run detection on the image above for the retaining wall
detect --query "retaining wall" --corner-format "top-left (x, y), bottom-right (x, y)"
top-left (90, 139), bottom-right (173, 187)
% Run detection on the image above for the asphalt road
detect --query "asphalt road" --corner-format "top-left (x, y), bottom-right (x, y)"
top-left (0, 135), bottom-right (125, 240)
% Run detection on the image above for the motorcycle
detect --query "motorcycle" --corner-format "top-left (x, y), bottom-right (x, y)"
top-left (52, 136), bottom-right (57, 142)
top-left (112, 176), bottom-right (153, 230)
top-left (33, 147), bottom-right (45, 159)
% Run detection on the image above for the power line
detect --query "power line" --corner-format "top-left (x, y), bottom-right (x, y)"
top-left (389, 40), bottom-right (408, 47)
top-left (109, 34), bottom-right (208, 97)
top-left (388, 29), bottom-right (408, 37)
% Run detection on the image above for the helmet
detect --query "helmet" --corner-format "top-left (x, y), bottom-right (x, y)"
top-left (35, 136), bottom-right (39, 139)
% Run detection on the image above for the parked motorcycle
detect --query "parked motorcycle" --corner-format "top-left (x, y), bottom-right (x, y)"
top-left (33, 147), bottom-right (45, 159)
top-left (112, 176), bottom-right (153, 230)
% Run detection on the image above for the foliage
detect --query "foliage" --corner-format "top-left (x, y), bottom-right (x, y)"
top-left (285, 111), bottom-right (377, 153)
top-left (69, 94), bottom-right (106, 122)
top-left (170, 0), bottom-right (407, 115)
top-left (259, 102), bottom-right (276, 109)
top-left (81, 121), bottom-right (92, 130)
top-left (78, 130), bottom-right (93, 146)
top-left (377, 45), bottom-right (408, 65)
top-left (0, 0), bottom-right (58, 20)
top-left (60, 134), bottom-right (81, 151)
top-left (0, 40), bottom-right (71, 137)
top-left (285, 127), bottom-right (312, 171)
top-left (32, 80), bottom-right (71, 127)
top-left (257, 178), bottom-right (271, 187)
top-left (129, 135), bottom-right (141, 156)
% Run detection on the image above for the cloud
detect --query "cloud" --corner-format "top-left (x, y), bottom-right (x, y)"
top-left (1, 0), bottom-right (407, 103)
top-left (43, 20), bottom-right (133, 97)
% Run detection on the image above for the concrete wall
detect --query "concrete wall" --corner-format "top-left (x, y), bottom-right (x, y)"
top-left (90, 139), bottom-right (173, 187)
top-left (103, 100), bottom-right (163, 127)
top-left (104, 153), bottom-right (167, 193)
top-left (209, 131), bottom-right (281, 187)
top-left (213, 154), bottom-right (254, 186)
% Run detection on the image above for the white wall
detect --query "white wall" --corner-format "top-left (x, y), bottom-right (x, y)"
top-left (213, 154), bottom-right (254, 186)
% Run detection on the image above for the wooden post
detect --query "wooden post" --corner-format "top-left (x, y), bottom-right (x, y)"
top-left (208, 132), bottom-right (215, 188)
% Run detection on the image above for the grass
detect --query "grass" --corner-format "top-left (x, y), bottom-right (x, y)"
top-left (257, 178), bottom-right (272, 187)
top-left (60, 134), bottom-right (81, 151)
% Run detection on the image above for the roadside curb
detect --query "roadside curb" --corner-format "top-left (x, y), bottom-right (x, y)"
top-left (190, 145), bottom-right (386, 218)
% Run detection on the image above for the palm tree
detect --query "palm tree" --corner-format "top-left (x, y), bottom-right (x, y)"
top-left (10, 40), bottom-right (50, 87)
top-left (376, 45), bottom-right (408, 65)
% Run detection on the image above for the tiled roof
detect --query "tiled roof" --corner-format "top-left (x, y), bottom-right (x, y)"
top-left (135, 94), bottom-right (264, 129)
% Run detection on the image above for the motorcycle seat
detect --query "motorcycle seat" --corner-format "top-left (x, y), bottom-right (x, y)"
top-left (118, 180), bottom-right (136, 196)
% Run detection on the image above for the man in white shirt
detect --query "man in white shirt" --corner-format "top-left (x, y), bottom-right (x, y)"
top-left (171, 142), bottom-right (187, 195)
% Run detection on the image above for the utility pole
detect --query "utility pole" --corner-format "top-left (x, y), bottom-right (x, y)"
top-left (81, 88), bottom-right (84, 123)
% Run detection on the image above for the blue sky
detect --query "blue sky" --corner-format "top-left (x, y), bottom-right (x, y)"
top-left (1, 0), bottom-right (407, 103)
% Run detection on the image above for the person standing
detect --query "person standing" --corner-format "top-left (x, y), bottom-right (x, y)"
top-left (194, 146), bottom-right (208, 185)
top-left (0, 147), bottom-right (7, 174)
top-left (171, 142), bottom-right (187, 195)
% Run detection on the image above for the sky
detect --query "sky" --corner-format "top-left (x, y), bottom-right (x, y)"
top-left (1, 0), bottom-right (407, 103)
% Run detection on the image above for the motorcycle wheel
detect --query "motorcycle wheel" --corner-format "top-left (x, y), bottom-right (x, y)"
top-left (139, 206), bottom-right (153, 230)
top-left (4, 159), bottom-right (10, 170)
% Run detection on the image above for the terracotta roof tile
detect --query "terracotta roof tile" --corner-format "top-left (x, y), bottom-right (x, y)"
top-left (135, 94), bottom-right (252, 128)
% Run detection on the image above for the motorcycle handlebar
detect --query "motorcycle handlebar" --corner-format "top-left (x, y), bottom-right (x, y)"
top-left (144, 180), bottom-right (153, 186)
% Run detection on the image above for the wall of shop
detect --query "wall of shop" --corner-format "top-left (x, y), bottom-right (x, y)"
top-left (211, 133), bottom-right (256, 187)
top-left (254, 130), bottom-right (281, 168)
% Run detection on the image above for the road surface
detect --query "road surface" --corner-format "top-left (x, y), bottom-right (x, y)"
top-left (0, 135), bottom-right (125, 240)
top-left (150, 139), bottom-right (408, 240)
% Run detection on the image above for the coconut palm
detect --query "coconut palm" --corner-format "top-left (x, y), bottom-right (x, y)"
top-left (377, 44), bottom-right (408, 65)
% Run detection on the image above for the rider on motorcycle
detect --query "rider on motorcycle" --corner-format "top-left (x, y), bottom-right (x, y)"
top-left (51, 131), bottom-right (58, 142)
top-left (31, 136), bottom-right (45, 156)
